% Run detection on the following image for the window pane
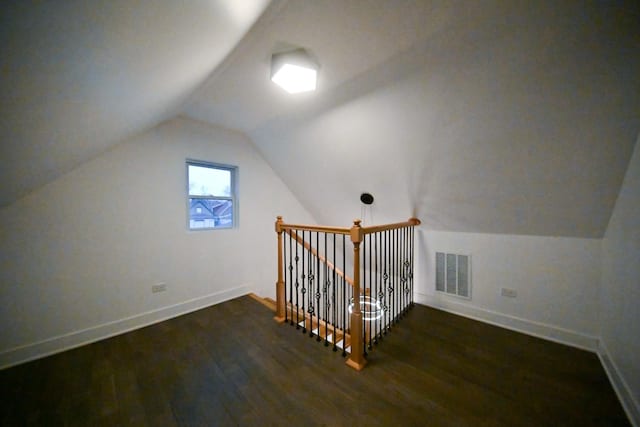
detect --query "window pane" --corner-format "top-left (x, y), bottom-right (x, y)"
top-left (188, 165), bottom-right (231, 197)
top-left (189, 199), bottom-right (233, 229)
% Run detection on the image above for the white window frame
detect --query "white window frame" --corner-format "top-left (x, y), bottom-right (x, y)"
top-left (186, 160), bottom-right (238, 231)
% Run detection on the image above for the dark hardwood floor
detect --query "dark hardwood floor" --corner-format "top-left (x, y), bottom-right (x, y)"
top-left (0, 296), bottom-right (629, 426)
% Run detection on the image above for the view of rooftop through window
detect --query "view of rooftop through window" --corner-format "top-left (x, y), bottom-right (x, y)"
top-left (187, 162), bottom-right (236, 230)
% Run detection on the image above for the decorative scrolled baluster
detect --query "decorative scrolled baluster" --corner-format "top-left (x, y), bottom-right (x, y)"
top-left (295, 230), bottom-right (300, 328)
top-left (332, 233), bottom-right (337, 351)
top-left (395, 228), bottom-right (399, 324)
top-left (400, 226), bottom-right (406, 317)
top-left (307, 231), bottom-right (314, 337)
top-left (383, 229), bottom-right (389, 335)
top-left (301, 230), bottom-right (306, 333)
top-left (373, 231), bottom-right (378, 345)
top-left (323, 233), bottom-right (329, 347)
top-left (396, 228), bottom-right (400, 323)
top-left (404, 227), bottom-right (411, 314)
top-left (316, 232), bottom-right (322, 342)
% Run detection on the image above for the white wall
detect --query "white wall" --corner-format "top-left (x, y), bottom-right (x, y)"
top-left (0, 117), bottom-right (313, 367)
top-left (600, 135), bottom-right (640, 423)
top-left (415, 230), bottom-right (601, 350)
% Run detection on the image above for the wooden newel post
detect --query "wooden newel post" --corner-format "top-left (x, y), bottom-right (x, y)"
top-left (346, 219), bottom-right (367, 371)
top-left (274, 216), bottom-right (286, 323)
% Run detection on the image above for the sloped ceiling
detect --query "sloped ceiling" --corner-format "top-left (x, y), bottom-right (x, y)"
top-left (2, 0), bottom-right (639, 238)
top-left (0, 0), bottom-right (270, 207)
top-left (186, 0), bottom-right (640, 237)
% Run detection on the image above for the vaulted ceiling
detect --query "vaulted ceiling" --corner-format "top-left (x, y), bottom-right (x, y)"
top-left (2, 0), bottom-right (639, 237)
top-left (0, 0), bottom-right (271, 207)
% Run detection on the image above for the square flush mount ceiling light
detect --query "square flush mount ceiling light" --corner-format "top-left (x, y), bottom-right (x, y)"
top-left (271, 48), bottom-right (318, 94)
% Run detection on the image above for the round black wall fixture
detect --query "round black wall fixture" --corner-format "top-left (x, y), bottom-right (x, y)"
top-left (360, 192), bottom-right (374, 205)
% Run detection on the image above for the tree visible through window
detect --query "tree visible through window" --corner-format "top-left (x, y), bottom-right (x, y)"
top-left (187, 160), bottom-right (236, 230)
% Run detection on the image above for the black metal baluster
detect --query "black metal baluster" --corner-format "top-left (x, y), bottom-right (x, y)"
top-left (369, 233), bottom-right (374, 350)
top-left (377, 231), bottom-right (383, 341)
top-left (405, 227), bottom-right (410, 312)
top-left (332, 233), bottom-right (337, 351)
top-left (316, 232), bottom-right (321, 341)
top-left (405, 226), bottom-right (411, 313)
top-left (396, 228), bottom-right (401, 321)
top-left (362, 234), bottom-right (367, 357)
top-left (288, 231), bottom-right (294, 325)
top-left (324, 233), bottom-right (329, 346)
top-left (342, 234), bottom-right (347, 356)
top-left (404, 226), bottom-right (409, 314)
top-left (389, 228), bottom-right (394, 328)
top-left (284, 229), bottom-right (288, 323)
top-left (383, 229), bottom-right (388, 335)
top-left (309, 232), bottom-right (320, 338)
top-left (410, 225), bottom-right (415, 307)
top-left (307, 231), bottom-right (314, 336)
top-left (392, 228), bottom-right (397, 325)
top-left (378, 231), bottom-right (387, 341)
top-left (389, 228), bottom-right (393, 327)
top-left (349, 260), bottom-right (354, 340)
top-left (396, 228), bottom-right (400, 320)
top-left (374, 231), bottom-right (379, 345)
top-left (295, 230), bottom-right (300, 328)
top-left (396, 229), bottom-right (402, 324)
top-left (400, 226), bottom-right (405, 317)
top-left (301, 231), bottom-right (306, 333)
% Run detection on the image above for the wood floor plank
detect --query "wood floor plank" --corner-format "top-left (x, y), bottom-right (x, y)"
top-left (0, 296), bottom-right (630, 426)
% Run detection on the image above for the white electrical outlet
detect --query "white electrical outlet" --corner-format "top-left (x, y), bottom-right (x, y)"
top-left (501, 287), bottom-right (517, 298)
top-left (152, 283), bottom-right (167, 293)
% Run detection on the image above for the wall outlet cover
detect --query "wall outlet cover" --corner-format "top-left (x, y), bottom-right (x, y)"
top-left (152, 283), bottom-right (167, 293)
top-left (501, 287), bottom-right (517, 298)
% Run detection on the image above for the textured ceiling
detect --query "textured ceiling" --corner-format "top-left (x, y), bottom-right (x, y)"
top-left (2, 0), bottom-right (639, 237)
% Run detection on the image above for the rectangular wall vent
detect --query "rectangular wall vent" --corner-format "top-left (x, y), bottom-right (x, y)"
top-left (435, 252), bottom-right (471, 299)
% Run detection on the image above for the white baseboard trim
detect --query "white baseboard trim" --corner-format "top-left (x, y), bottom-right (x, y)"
top-left (597, 340), bottom-right (640, 427)
top-left (414, 292), bottom-right (599, 352)
top-left (0, 286), bottom-right (249, 370)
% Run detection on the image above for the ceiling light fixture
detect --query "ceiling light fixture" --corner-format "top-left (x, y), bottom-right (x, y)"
top-left (271, 48), bottom-right (318, 94)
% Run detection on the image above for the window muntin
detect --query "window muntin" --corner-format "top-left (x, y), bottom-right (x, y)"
top-left (187, 161), bottom-right (237, 230)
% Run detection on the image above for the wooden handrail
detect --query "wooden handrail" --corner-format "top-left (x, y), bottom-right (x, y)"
top-left (361, 217), bottom-right (421, 234)
top-left (279, 218), bottom-right (420, 236)
top-left (284, 229), bottom-right (354, 286)
top-left (279, 222), bottom-right (351, 235)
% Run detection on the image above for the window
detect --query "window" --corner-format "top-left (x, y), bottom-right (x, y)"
top-left (187, 160), bottom-right (237, 230)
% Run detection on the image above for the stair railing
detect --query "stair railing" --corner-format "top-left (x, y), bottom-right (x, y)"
top-left (275, 216), bottom-right (420, 370)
